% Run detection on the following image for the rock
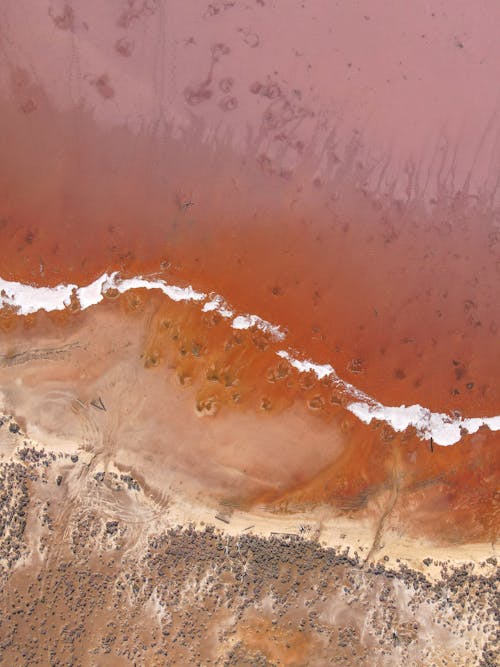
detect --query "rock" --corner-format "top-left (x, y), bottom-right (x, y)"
top-left (106, 521), bottom-right (119, 535)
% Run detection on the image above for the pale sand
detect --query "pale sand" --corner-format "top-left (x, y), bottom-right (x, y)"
top-left (0, 411), bottom-right (497, 581)
top-left (0, 403), bottom-right (497, 665)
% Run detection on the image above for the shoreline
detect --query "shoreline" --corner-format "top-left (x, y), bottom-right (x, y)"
top-left (1, 272), bottom-right (499, 447)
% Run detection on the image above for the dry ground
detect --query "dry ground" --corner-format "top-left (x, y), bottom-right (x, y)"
top-left (0, 413), bottom-right (498, 667)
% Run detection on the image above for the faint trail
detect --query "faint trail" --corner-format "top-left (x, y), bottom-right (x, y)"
top-left (364, 479), bottom-right (400, 565)
top-left (0, 342), bottom-right (81, 367)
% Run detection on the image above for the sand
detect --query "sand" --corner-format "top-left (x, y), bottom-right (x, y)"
top-left (0, 408), bottom-right (498, 666)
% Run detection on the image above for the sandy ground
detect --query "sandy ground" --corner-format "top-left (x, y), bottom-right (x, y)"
top-left (0, 293), bottom-right (498, 665)
top-left (0, 412), bottom-right (498, 666)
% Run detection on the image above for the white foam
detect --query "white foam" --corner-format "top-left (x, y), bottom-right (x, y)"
top-left (202, 294), bottom-right (234, 318)
top-left (347, 399), bottom-right (500, 447)
top-left (0, 277), bottom-right (75, 314)
top-left (76, 273), bottom-right (110, 309)
top-left (346, 402), bottom-right (464, 446)
top-left (111, 275), bottom-right (206, 302)
top-left (232, 314), bottom-right (286, 341)
top-left (276, 350), bottom-right (334, 379)
top-left (276, 350), bottom-right (500, 446)
top-left (484, 415), bottom-right (500, 430)
top-left (0, 273), bottom-right (205, 316)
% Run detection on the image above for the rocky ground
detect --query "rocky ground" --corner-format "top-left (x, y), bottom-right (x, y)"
top-left (0, 415), bottom-right (498, 667)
